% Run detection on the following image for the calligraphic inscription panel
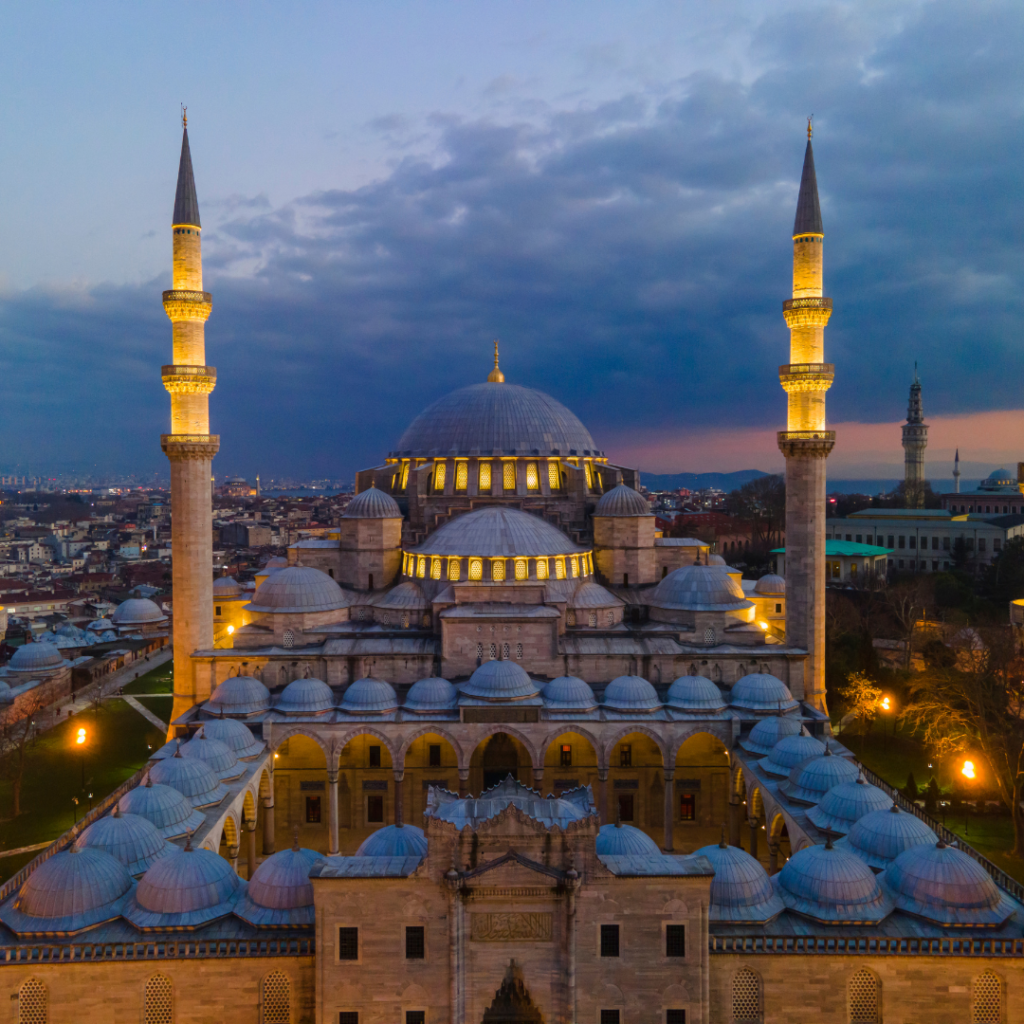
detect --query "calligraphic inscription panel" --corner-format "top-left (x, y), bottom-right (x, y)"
top-left (470, 912), bottom-right (552, 942)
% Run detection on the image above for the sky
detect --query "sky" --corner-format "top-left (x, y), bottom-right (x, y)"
top-left (0, 0), bottom-right (1021, 483)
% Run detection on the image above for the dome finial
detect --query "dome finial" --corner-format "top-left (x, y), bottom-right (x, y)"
top-left (487, 339), bottom-right (505, 383)
top-left (807, 114), bottom-right (812, 140)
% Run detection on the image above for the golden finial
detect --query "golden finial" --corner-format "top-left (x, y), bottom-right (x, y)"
top-left (487, 339), bottom-right (505, 383)
top-left (807, 115), bottom-right (813, 140)
top-left (181, 104), bottom-right (188, 130)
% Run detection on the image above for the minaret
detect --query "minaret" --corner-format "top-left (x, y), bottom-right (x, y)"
top-left (902, 366), bottom-right (928, 508)
top-left (778, 120), bottom-right (834, 713)
top-left (161, 112), bottom-right (218, 734)
top-left (953, 449), bottom-right (961, 493)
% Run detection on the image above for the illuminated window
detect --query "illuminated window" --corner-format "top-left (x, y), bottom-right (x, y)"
top-left (455, 461), bottom-right (468, 490)
top-left (448, 557), bottom-right (461, 581)
top-left (492, 559), bottom-right (506, 582)
top-left (479, 462), bottom-right (492, 490)
top-left (514, 558), bottom-right (527, 580)
top-left (570, 556), bottom-right (579, 577)
top-left (402, 553), bottom-right (409, 574)
top-left (555, 557), bottom-right (566, 580)
top-left (526, 462), bottom-right (539, 490)
top-left (503, 461), bottom-right (516, 490)
top-left (417, 556), bottom-right (426, 578)
top-left (431, 557), bottom-right (441, 579)
top-left (536, 558), bottom-right (549, 580)
top-left (469, 558), bottom-right (483, 580)
top-left (560, 744), bottom-right (572, 766)
top-left (584, 461), bottom-right (594, 489)
top-left (434, 462), bottom-right (446, 491)
top-left (400, 462), bottom-right (410, 490)
top-left (548, 460), bottom-right (560, 489)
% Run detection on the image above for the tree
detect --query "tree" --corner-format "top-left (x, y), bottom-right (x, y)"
top-left (903, 771), bottom-right (919, 802)
top-left (881, 576), bottom-right (932, 668)
top-left (724, 474), bottom-right (785, 551)
top-left (983, 536), bottom-right (1024, 606)
top-left (0, 692), bottom-right (50, 819)
top-left (838, 672), bottom-right (883, 747)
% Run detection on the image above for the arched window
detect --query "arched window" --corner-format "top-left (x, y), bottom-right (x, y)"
top-left (433, 461), bottom-right (446, 492)
top-left (848, 968), bottom-right (879, 1023)
top-left (514, 558), bottom-right (528, 580)
top-left (479, 462), bottom-right (492, 491)
top-left (536, 558), bottom-right (549, 580)
top-left (555, 557), bottom-right (566, 580)
top-left (282, 629), bottom-right (294, 649)
top-left (448, 557), bottom-right (461, 581)
top-left (570, 556), bottom-right (579, 577)
top-left (417, 556), bottom-right (426, 578)
top-left (526, 462), bottom-right (539, 491)
top-left (704, 627), bottom-right (716, 646)
top-left (973, 970), bottom-right (1002, 1024)
top-left (548, 460), bottom-right (560, 490)
top-left (492, 559), bottom-right (506, 582)
top-left (469, 558), bottom-right (483, 581)
top-left (431, 557), bottom-right (442, 579)
top-left (262, 970), bottom-right (291, 1024)
top-left (455, 461), bottom-right (468, 491)
top-left (502, 461), bottom-right (516, 490)
top-left (566, 609), bottom-right (576, 627)
top-left (144, 974), bottom-right (173, 1024)
top-left (18, 979), bottom-right (47, 1024)
top-left (588, 612), bottom-right (597, 628)
top-left (731, 967), bottom-right (762, 1023)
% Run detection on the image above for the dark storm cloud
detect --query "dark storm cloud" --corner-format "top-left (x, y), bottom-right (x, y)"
top-left (1, 0), bottom-right (1022, 479)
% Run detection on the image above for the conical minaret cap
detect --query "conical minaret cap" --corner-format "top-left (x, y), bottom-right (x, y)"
top-left (793, 137), bottom-right (822, 236)
top-left (173, 127), bottom-right (201, 228)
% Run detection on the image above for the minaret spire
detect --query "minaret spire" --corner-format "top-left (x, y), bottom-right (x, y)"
top-left (173, 120), bottom-right (201, 229)
top-left (793, 129), bottom-right (823, 239)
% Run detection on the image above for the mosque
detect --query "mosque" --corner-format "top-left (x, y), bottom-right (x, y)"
top-left (0, 123), bottom-right (1021, 1024)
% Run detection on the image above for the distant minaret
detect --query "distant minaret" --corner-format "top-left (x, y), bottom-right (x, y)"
top-left (902, 365), bottom-right (928, 508)
top-left (953, 449), bottom-right (961, 494)
top-left (161, 111), bottom-right (218, 734)
top-left (256, 474), bottom-right (261, 497)
top-left (778, 119), bottom-right (833, 713)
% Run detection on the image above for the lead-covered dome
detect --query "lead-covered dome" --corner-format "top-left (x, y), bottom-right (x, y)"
top-left (117, 776), bottom-right (206, 838)
top-left (112, 597), bottom-right (167, 625)
top-left (649, 564), bottom-right (750, 612)
top-left (409, 506), bottom-right (586, 558)
top-left (391, 381), bottom-right (601, 458)
top-left (344, 486), bottom-right (402, 519)
top-left (340, 677), bottom-right (400, 714)
top-left (200, 718), bottom-right (265, 760)
top-left (730, 673), bottom-right (799, 713)
top-left (74, 807), bottom-right (175, 876)
top-left (694, 840), bottom-right (784, 923)
top-left (204, 675), bottom-right (272, 716)
top-left (234, 844), bottom-right (322, 927)
top-left (739, 715), bottom-right (803, 756)
top-left (835, 803), bottom-right (938, 871)
top-left (754, 573), bottom-right (786, 595)
top-left (666, 675), bottom-right (726, 713)
top-left (356, 824), bottom-right (428, 858)
top-left (760, 734), bottom-right (826, 778)
top-left (275, 677), bottom-right (336, 715)
top-left (806, 775), bottom-right (893, 835)
top-left (246, 565), bottom-right (351, 614)
top-left (594, 485), bottom-right (652, 517)
top-left (403, 676), bottom-right (459, 713)
top-left (543, 676), bottom-right (598, 711)
top-left (149, 750), bottom-right (227, 808)
top-left (213, 576), bottom-right (243, 597)
top-left (180, 728), bottom-right (242, 780)
top-left (781, 749), bottom-right (859, 805)
top-left (602, 675), bottom-right (660, 712)
top-left (460, 660), bottom-right (540, 701)
top-left (9, 641), bottom-right (64, 672)
top-left (596, 823), bottom-right (660, 857)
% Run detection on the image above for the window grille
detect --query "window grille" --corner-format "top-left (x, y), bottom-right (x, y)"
top-left (515, 557), bottom-right (527, 580)
top-left (400, 462), bottom-right (410, 490)
top-left (433, 462), bottom-right (446, 491)
top-left (417, 556), bottom-right (426, 578)
top-left (973, 971), bottom-right (1002, 1024)
top-left (18, 979), bottom-right (47, 1024)
top-left (503, 461), bottom-right (516, 490)
top-left (455, 461), bottom-right (468, 490)
top-left (703, 627), bottom-right (715, 646)
top-left (401, 612), bottom-right (410, 629)
top-left (431, 557), bottom-right (441, 579)
top-left (338, 927), bottom-right (359, 960)
top-left (144, 974), bottom-right (173, 1024)
top-left (282, 629), bottom-right (294, 649)
top-left (516, 643), bottom-right (523, 659)
top-left (585, 461), bottom-right (594, 489)
top-left (536, 558), bottom-right (549, 580)
top-left (588, 612), bottom-right (597, 627)
top-left (406, 926), bottom-right (425, 959)
top-left (502, 642), bottom-right (510, 659)
top-left (380, 611), bottom-right (392, 627)
top-left (731, 967), bottom-right (762, 1023)
top-left (262, 971), bottom-right (290, 1024)
top-left (548, 460), bottom-right (560, 489)
top-left (566, 609), bottom-right (576, 626)
top-left (479, 462), bottom-right (492, 490)
top-left (448, 557), bottom-right (461, 580)
top-left (555, 558), bottom-right (566, 579)
top-left (600, 924), bottom-right (620, 957)
top-left (477, 643), bottom-right (483, 659)
top-left (492, 559), bottom-right (506, 582)
top-left (570, 556), bottom-right (579, 577)
top-left (666, 925), bottom-right (686, 957)
top-left (526, 462), bottom-right (539, 490)
top-left (469, 558), bottom-right (483, 580)
top-left (848, 968), bottom-right (878, 1023)
top-left (489, 643), bottom-right (497, 659)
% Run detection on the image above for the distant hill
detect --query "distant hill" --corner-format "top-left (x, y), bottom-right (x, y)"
top-left (640, 470), bottom-right (770, 491)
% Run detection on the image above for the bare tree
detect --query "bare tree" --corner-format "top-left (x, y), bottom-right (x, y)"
top-left (838, 672), bottom-right (883, 748)
top-left (725, 475), bottom-right (786, 550)
top-left (881, 576), bottom-right (932, 669)
top-left (0, 693), bottom-right (50, 820)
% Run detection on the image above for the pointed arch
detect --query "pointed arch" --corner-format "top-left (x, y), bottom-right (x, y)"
top-left (848, 966), bottom-right (880, 1024)
top-left (602, 724), bottom-right (668, 766)
top-left (243, 790), bottom-right (257, 823)
top-left (467, 724), bottom-right (542, 768)
top-left (397, 726), bottom-right (465, 765)
top-left (18, 979), bottom-right (47, 1024)
top-left (335, 726), bottom-right (401, 766)
top-left (668, 726), bottom-right (731, 766)
top-left (143, 973), bottom-right (173, 1024)
top-left (258, 768), bottom-right (273, 801)
top-left (271, 727), bottom-right (331, 758)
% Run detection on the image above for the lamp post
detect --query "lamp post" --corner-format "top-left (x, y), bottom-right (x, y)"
top-left (961, 759), bottom-right (976, 836)
top-left (76, 726), bottom-right (87, 789)
top-left (880, 696), bottom-right (893, 752)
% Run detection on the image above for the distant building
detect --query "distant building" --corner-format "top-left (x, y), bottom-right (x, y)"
top-left (938, 467), bottom-right (1021, 513)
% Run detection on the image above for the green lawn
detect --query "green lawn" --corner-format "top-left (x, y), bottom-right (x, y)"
top-left (136, 695), bottom-right (173, 719)
top-left (120, 659), bottom-right (173, 695)
top-left (0, 698), bottom-right (164, 884)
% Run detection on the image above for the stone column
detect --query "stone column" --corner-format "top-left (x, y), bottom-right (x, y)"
top-left (566, 866), bottom-right (580, 1023)
top-left (748, 819), bottom-right (759, 862)
top-left (729, 796), bottom-right (741, 848)
top-left (228, 844), bottom-right (239, 873)
top-left (597, 769), bottom-right (609, 825)
top-left (531, 764), bottom-right (544, 792)
top-left (663, 768), bottom-right (675, 852)
top-left (394, 769), bottom-right (405, 826)
top-left (445, 868), bottom-right (462, 1024)
top-left (768, 841), bottom-right (779, 875)
top-left (262, 792), bottom-right (275, 855)
top-left (244, 817), bottom-right (257, 878)
top-left (458, 768), bottom-right (469, 798)
top-left (327, 768), bottom-right (340, 856)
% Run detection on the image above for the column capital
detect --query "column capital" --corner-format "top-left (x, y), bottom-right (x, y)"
top-left (326, 768), bottom-right (340, 785)
top-left (663, 767), bottom-right (676, 782)
top-left (393, 769), bottom-right (405, 783)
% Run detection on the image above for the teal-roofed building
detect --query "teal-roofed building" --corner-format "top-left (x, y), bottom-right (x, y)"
top-left (774, 540), bottom-right (892, 586)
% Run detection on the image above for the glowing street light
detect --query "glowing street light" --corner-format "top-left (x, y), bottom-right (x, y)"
top-left (76, 727), bottom-right (86, 746)
top-left (961, 760), bottom-right (977, 836)
top-left (880, 696), bottom-right (891, 711)
top-left (227, 625), bottom-right (234, 635)
top-left (962, 760), bottom-right (976, 779)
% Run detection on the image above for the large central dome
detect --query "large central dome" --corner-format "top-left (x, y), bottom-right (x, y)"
top-left (390, 382), bottom-right (602, 458)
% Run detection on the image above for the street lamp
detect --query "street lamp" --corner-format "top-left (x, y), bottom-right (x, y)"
top-left (879, 695), bottom-right (894, 751)
top-left (962, 759), bottom-right (976, 836)
top-left (76, 726), bottom-right (87, 788)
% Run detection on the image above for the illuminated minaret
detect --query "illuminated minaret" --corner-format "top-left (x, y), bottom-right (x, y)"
top-left (778, 120), bottom-right (833, 713)
top-left (162, 111), bottom-right (218, 733)
top-left (902, 366), bottom-right (928, 508)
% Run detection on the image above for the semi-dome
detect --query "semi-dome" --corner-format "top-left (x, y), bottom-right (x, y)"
top-left (200, 718), bottom-right (265, 760)
top-left (149, 749), bottom-right (227, 808)
top-left (180, 728), bottom-right (243, 780)
top-left (117, 776), bottom-right (206, 838)
top-left (9, 641), bottom-right (64, 672)
top-left (594, 485), bottom-right (652, 517)
top-left (835, 803), bottom-right (938, 871)
top-left (374, 581), bottom-right (430, 612)
top-left (806, 775), bottom-right (893, 835)
top-left (403, 676), bottom-right (459, 713)
top-left (881, 841), bottom-right (1017, 927)
top-left (781, 749), bottom-right (860, 805)
top-left (344, 486), bottom-right (402, 519)
top-left (246, 565), bottom-right (351, 614)
top-left (340, 677), bottom-right (400, 714)
top-left (203, 675), bottom-right (272, 716)
top-left (127, 843), bottom-right (243, 929)
top-left (275, 677), bottom-right (336, 715)
top-left (391, 380), bottom-right (601, 458)
top-left (213, 576), bottom-right (243, 597)
top-left (2, 847), bottom-right (132, 935)
top-left (760, 734), bottom-right (826, 778)
top-left (234, 844), bottom-right (322, 927)
top-left (773, 840), bottom-right (893, 924)
top-left (543, 676), bottom-right (598, 711)
top-left (409, 506), bottom-right (587, 558)
top-left (602, 675), bottom-right (660, 712)
top-left (74, 807), bottom-right (175, 876)
top-left (729, 673), bottom-right (799, 713)
top-left (694, 839), bottom-right (785, 923)
top-left (459, 660), bottom-right (540, 701)
top-left (356, 824), bottom-right (429, 858)
top-left (649, 564), bottom-right (750, 612)
top-left (111, 597), bottom-right (167, 625)
top-left (666, 675), bottom-right (726, 713)
top-left (595, 822), bottom-right (660, 857)
top-left (739, 715), bottom-right (803, 756)
top-left (754, 573), bottom-right (786, 595)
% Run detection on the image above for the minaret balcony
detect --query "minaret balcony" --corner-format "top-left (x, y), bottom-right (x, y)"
top-left (777, 430), bottom-right (836, 459)
top-left (161, 434), bottom-right (221, 460)
top-left (162, 289), bottom-right (213, 323)
top-left (778, 362), bottom-right (834, 393)
top-left (162, 364), bottom-right (217, 395)
top-left (783, 296), bottom-right (832, 328)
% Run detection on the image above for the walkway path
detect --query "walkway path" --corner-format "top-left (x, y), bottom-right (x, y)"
top-left (121, 695), bottom-right (168, 732)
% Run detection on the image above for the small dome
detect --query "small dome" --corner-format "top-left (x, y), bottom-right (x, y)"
top-left (739, 715), bottom-right (802, 756)
top-left (9, 641), bottom-right (64, 672)
top-left (694, 840), bottom-right (784, 923)
top-left (375, 581), bottom-right (429, 610)
top-left (340, 677), bottom-right (400, 714)
top-left (204, 675), bottom-right (272, 716)
top-left (213, 576), bottom-right (243, 596)
top-left (117, 777), bottom-right (206, 839)
top-left (403, 677), bottom-right (459, 713)
top-left (180, 728), bottom-right (242, 780)
top-left (569, 580), bottom-right (622, 609)
top-left (356, 824), bottom-right (428, 858)
top-left (593, 485), bottom-right (652, 517)
top-left (234, 845), bottom-right (322, 928)
top-left (409, 506), bottom-right (586, 559)
top-left (75, 808), bottom-right (174, 876)
top-left (881, 841), bottom-right (1016, 927)
top-left (459, 660), bottom-right (540, 701)
top-left (666, 675), bottom-right (726, 713)
top-left (149, 749), bottom-right (227, 808)
top-left (730, 673), bottom-right (799, 713)
top-left (111, 598), bottom-right (167, 625)
top-left (86, 618), bottom-right (115, 632)
top-left (649, 564), bottom-right (750, 612)
top-left (602, 675), bottom-right (660, 712)
top-left (200, 718), bottom-right (265, 760)
top-left (595, 823), bottom-right (660, 857)
top-left (754, 573), bottom-right (786, 595)
top-left (276, 677), bottom-right (336, 715)
top-left (807, 775), bottom-right (893, 835)
top-left (835, 803), bottom-right (938, 870)
top-left (344, 486), bottom-right (402, 519)
top-left (773, 841), bottom-right (892, 924)
top-left (247, 565), bottom-right (350, 614)
top-left (981, 468), bottom-right (1015, 489)
top-left (760, 734), bottom-right (826, 778)
top-left (782, 749), bottom-right (860, 805)
top-left (543, 676), bottom-right (598, 711)
top-left (262, 556), bottom-right (289, 570)
top-left (707, 553), bottom-right (727, 565)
